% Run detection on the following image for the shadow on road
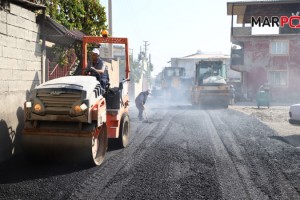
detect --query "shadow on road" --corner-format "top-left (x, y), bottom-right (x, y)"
top-left (0, 154), bottom-right (93, 184)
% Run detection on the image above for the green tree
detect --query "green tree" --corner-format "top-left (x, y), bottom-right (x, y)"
top-left (131, 60), bottom-right (146, 83)
top-left (45, 0), bottom-right (107, 69)
top-left (119, 59), bottom-right (143, 83)
top-left (45, 0), bottom-right (107, 35)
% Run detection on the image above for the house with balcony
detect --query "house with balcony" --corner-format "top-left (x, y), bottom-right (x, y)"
top-left (227, 0), bottom-right (300, 100)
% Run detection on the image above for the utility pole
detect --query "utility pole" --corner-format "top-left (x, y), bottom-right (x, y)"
top-left (143, 41), bottom-right (150, 73)
top-left (108, 0), bottom-right (112, 36)
top-left (108, 0), bottom-right (113, 58)
top-left (148, 54), bottom-right (152, 79)
top-left (142, 41), bottom-right (151, 89)
top-left (143, 41), bottom-right (149, 60)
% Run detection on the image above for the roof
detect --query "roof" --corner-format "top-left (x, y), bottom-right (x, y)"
top-left (180, 52), bottom-right (230, 60)
top-left (183, 54), bottom-right (229, 60)
top-left (37, 15), bottom-right (85, 46)
top-left (11, 0), bottom-right (46, 11)
top-left (227, 0), bottom-right (300, 24)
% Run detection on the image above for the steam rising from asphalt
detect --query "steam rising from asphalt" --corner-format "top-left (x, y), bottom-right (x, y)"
top-left (148, 89), bottom-right (191, 106)
top-left (147, 90), bottom-right (225, 110)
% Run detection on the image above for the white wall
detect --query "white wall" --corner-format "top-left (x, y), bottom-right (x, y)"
top-left (171, 58), bottom-right (203, 77)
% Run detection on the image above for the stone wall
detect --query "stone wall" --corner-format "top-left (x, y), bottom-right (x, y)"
top-left (0, 3), bottom-right (42, 163)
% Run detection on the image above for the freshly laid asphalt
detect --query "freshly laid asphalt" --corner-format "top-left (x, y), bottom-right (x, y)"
top-left (1, 104), bottom-right (300, 200)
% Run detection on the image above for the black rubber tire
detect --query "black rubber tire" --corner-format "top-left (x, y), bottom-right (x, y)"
top-left (116, 114), bottom-right (130, 148)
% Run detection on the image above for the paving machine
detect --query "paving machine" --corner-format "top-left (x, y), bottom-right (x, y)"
top-left (22, 35), bottom-right (130, 165)
top-left (160, 67), bottom-right (192, 101)
top-left (191, 60), bottom-right (230, 108)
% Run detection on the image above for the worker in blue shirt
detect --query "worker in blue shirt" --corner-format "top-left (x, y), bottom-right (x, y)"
top-left (88, 48), bottom-right (109, 89)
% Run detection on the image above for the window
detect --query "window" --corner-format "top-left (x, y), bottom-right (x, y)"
top-left (268, 70), bottom-right (288, 87)
top-left (270, 40), bottom-right (289, 55)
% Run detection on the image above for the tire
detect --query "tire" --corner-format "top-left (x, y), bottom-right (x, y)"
top-left (91, 124), bottom-right (107, 166)
top-left (116, 114), bottom-right (130, 148)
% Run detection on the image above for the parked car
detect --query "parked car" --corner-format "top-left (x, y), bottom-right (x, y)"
top-left (289, 103), bottom-right (300, 124)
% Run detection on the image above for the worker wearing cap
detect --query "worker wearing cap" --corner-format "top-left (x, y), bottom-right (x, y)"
top-left (88, 48), bottom-right (109, 89)
top-left (135, 89), bottom-right (151, 121)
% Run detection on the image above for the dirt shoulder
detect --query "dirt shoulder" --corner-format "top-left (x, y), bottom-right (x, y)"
top-left (230, 102), bottom-right (300, 137)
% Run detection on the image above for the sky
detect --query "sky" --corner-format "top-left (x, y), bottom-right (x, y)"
top-left (100, 0), bottom-right (237, 76)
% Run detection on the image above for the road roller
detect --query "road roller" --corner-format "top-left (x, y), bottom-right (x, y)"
top-left (22, 35), bottom-right (130, 166)
top-left (191, 60), bottom-right (230, 108)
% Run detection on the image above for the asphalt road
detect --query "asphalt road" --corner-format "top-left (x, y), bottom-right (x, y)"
top-left (1, 105), bottom-right (300, 200)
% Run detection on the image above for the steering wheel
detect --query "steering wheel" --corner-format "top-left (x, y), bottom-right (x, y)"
top-left (85, 67), bottom-right (100, 81)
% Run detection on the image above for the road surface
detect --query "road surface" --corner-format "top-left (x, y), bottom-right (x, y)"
top-left (1, 105), bottom-right (300, 199)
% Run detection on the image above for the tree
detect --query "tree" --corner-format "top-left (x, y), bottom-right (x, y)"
top-left (45, 0), bottom-right (107, 35)
top-left (45, 0), bottom-right (107, 70)
top-left (129, 60), bottom-right (140, 83)
top-left (118, 58), bottom-right (143, 83)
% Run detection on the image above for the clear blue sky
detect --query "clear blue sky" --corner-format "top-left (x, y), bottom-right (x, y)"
top-left (100, 0), bottom-right (236, 76)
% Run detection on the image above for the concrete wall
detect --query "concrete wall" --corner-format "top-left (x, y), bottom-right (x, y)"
top-left (105, 59), bottom-right (119, 88)
top-left (128, 77), bottom-right (143, 102)
top-left (0, 3), bottom-right (42, 163)
top-left (128, 60), bottom-right (148, 101)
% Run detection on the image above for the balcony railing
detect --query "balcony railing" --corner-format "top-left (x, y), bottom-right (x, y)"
top-left (48, 59), bottom-right (77, 81)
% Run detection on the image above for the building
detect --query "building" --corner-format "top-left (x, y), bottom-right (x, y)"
top-left (170, 50), bottom-right (241, 83)
top-left (228, 0), bottom-right (300, 100)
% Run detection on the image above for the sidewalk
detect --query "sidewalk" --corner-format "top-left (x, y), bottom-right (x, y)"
top-left (233, 100), bottom-right (299, 107)
top-left (230, 101), bottom-right (300, 137)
